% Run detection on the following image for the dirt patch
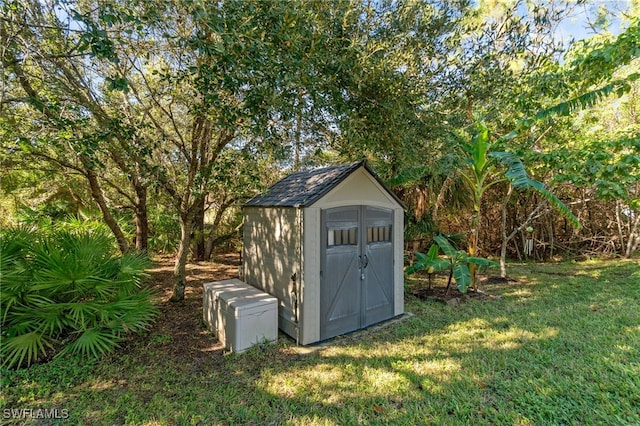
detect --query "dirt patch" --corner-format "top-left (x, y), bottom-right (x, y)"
top-left (483, 276), bottom-right (518, 285)
top-left (411, 275), bottom-right (516, 305)
top-left (412, 287), bottom-right (491, 305)
top-left (136, 256), bottom-right (515, 364)
top-left (127, 253), bottom-right (241, 365)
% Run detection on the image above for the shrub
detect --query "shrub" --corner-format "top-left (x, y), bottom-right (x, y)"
top-left (1, 226), bottom-right (158, 369)
top-left (149, 208), bottom-right (180, 254)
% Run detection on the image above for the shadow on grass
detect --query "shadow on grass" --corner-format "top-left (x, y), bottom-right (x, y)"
top-left (3, 259), bottom-right (639, 425)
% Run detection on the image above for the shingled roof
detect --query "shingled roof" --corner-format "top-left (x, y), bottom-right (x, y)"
top-left (245, 160), bottom-right (401, 208)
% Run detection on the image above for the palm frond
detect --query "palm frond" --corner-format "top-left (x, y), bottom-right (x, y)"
top-left (60, 328), bottom-right (119, 359)
top-left (10, 303), bottom-right (67, 337)
top-left (63, 301), bottom-right (101, 329)
top-left (104, 293), bottom-right (159, 333)
top-left (386, 165), bottom-right (430, 186)
top-left (1, 224), bottom-right (157, 369)
top-left (533, 74), bottom-right (640, 123)
top-left (116, 253), bottom-right (152, 293)
top-left (491, 152), bottom-right (581, 229)
top-left (0, 262), bottom-right (32, 320)
top-left (1, 332), bottom-right (54, 369)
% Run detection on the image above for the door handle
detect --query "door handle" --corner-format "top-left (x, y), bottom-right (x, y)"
top-left (362, 254), bottom-right (369, 269)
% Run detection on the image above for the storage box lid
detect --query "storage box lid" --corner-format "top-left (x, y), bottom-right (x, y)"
top-left (203, 279), bottom-right (246, 294)
top-left (204, 279), bottom-right (260, 302)
top-left (218, 287), bottom-right (277, 313)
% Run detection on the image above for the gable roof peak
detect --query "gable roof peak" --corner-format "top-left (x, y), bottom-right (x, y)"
top-left (245, 161), bottom-right (370, 207)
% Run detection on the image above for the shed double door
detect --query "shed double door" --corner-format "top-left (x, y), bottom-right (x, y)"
top-left (320, 206), bottom-right (394, 340)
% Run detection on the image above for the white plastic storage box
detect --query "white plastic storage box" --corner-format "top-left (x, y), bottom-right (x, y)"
top-left (203, 279), bottom-right (278, 353)
top-left (203, 279), bottom-right (244, 334)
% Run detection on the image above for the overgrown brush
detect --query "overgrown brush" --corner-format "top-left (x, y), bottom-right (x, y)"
top-left (0, 225), bottom-right (158, 369)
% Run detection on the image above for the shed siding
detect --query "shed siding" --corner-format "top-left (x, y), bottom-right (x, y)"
top-left (313, 168), bottom-right (400, 210)
top-left (242, 163), bottom-right (404, 345)
top-left (393, 207), bottom-right (404, 316)
top-left (243, 206), bottom-right (299, 336)
top-left (301, 207), bottom-right (321, 344)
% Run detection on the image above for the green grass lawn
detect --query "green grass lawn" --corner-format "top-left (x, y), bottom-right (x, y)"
top-left (2, 259), bottom-right (639, 425)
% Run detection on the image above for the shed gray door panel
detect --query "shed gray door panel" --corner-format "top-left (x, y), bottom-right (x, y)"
top-left (320, 206), bottom-right (394, 341)
top-left (320, 207), bottom-right (361, 339)
top-left (363, 206), bottom-right (394, 326)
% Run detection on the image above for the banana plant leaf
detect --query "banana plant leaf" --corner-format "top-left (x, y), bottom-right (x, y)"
top-left (433, 235), bottom-right (462, 258)
top-left (491, 151), bottom-right (581, 228)
top-left (452, 262), bottom-right (472, 293)
top-left (406, 244), bottom-right (449, 275)
top-left (466, 256), bottom-right (499, 267)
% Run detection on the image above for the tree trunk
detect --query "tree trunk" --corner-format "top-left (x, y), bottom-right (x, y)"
top-left (499, 185), bottom-right (513, 278)
top-left (468, 190), bottom-right (481, 290)
top-left (192, 197), bottom-right (206, 261)
top-left (624, 206), bottom-right (640, 258)
top-left (469, 232), bottom-right (478, 289)
top-left (133, 178), bottom-right (149, 251)
top-left (465, 90), bottom-right (473, 122)
top-left (170, 209), bottom-right (195, 302)
top-left (87, 169), bottom-right (129, 254)
top-left (547, 217), bottom-right (555, 260)
top-left (445, 268), bottom-right (453, 296)
top-left (616, 200), bottom-right (626, 254)
top-left (204, 228), bottom-right (215, 262)
top-left (204, 198), bottom-right (235, 261)
top-left (294, 92), bottom-right (303, 172)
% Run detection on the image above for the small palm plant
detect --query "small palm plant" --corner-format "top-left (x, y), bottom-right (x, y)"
top-left (1, 226), bottom-right (158, 369)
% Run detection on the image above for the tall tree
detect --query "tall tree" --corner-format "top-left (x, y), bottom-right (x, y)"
top-left (0, 0), bottom-right (153, 252)
top-left (107, 0), bottom-right (361, 300)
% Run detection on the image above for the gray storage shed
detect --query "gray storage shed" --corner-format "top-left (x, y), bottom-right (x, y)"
top-left (242, 161), bottom-right (404, 344)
